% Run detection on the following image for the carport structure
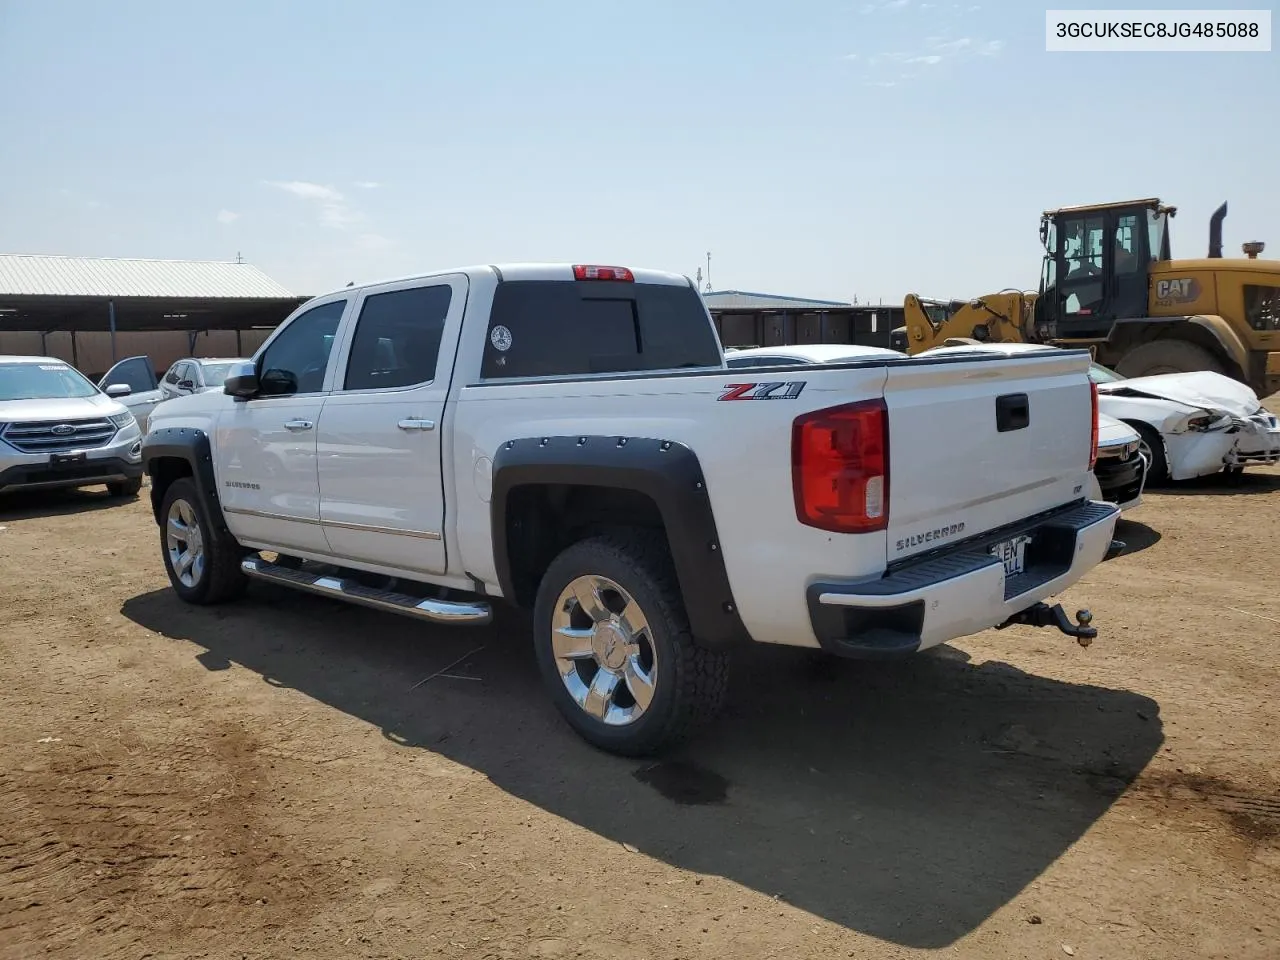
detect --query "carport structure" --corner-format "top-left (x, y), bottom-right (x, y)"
top-left (0, 254), bottom-right (309, 380)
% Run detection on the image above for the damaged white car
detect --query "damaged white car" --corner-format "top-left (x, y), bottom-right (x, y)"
top-left (1089, 364), bottom-right (1280, 482)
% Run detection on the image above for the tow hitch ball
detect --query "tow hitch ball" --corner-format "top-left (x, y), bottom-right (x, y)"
top-left (997, 602), bottom-right (1096, 647)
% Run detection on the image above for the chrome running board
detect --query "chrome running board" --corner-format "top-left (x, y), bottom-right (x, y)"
top-left (240, 556), bottom-right (493, 626)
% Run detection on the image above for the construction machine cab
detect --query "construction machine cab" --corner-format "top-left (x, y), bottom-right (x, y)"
top-left (1034, 198), bottom-right (1177, 340)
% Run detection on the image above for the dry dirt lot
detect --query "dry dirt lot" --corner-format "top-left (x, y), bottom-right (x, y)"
top-left (2, 440), bottom-right (1278, 958)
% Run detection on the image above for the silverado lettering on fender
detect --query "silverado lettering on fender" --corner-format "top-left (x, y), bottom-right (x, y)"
top-left (140, 263), bottom-right (1120, 756)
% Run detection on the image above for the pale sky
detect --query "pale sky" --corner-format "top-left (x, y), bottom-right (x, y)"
top-left (1, 0), bottom-right (1275, 304)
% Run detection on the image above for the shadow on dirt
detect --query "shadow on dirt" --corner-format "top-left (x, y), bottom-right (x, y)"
top-left (0, 486), bottom-right (140, 522)
top-left (1150, 470), bottom-right (1280, 497)
top-left (1110, 518), bottom-right (1162, 558)
top-left (122, 585), bottom-right (1164, 950)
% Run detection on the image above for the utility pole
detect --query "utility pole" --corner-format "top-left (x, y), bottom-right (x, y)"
top-left (704, 251), bottom-right (713, 293)
top-left (235, 251), bottom-right (245, 264)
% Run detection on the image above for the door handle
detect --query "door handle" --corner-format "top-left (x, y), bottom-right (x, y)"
top-left (397, 418), bottom-right (436, 431)
top-left (284, 419), bottom-right (314, 431)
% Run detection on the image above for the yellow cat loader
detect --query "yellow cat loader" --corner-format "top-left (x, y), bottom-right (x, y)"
top-left (900, 199), bottom-right (1280, 397)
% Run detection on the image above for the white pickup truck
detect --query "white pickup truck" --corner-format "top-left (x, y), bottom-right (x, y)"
top-left (140, 263), bottom-right (1120, 755)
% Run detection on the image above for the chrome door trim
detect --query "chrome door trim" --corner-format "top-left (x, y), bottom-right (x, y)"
top-left (223, 505), bottom-right (442, 540)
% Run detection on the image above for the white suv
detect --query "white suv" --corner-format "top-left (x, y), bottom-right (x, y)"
top-left (0, 355), bottom-right (145, 497)
top-left (159, 357), bottom-right (245, 401)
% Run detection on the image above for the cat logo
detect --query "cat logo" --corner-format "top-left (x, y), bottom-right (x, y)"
top-left (1154, 278), bottom-right (1200, 303)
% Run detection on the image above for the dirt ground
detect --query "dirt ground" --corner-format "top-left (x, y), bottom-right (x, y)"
top-left (2, 425), bottom-right (1279, 959)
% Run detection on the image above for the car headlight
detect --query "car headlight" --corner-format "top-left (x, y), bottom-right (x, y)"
top-left (109, 411), bottom-right (137, 430)
top-left (1185, 410), bottom-right (1231, 432)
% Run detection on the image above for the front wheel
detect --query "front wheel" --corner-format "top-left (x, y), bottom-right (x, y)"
top-left (159, 477), bottom-right (247, 605)
top-left (532, 531), bottom-right (729, 757)
top-left (1127, 421), bottom-right (1169, 484)
top-left (107, 476), bottom-right (143, 498)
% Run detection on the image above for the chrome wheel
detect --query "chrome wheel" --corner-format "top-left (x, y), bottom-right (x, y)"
top-left (166, 498), bottom-right (205, 589)
top-left (551, 575), bottom-right (658, 727)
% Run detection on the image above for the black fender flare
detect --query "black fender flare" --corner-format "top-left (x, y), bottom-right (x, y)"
top-left (140, 426), bottom-right (230, 537)
top-left (490, 436), bottom-right (751, 649)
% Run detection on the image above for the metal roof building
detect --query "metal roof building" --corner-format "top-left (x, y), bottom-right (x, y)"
top-left (702, 289), bottom-right (851, 311)
top-left (0, 254), bottom-right (297, 301)
top-left (0, 254), bottom-right (305, 333)
top-left (0, 254), bottom-right (308, 379)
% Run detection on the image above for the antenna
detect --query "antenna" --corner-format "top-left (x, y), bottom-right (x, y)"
top-left (234, 251), bottom-right (245, 264)
top-left (695, 266), bottom-right (703, 290)
top-left (704, 251), bottom-right (713, 293)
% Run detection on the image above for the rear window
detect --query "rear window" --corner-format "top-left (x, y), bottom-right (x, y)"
top-left (480, 280), bottom-right (722, 380)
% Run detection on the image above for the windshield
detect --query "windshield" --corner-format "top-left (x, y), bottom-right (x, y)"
top-left (0, 361), bottom-right (101, 401)
top-left (1088, 362), bottom-right (1125, 384)
top-left (199, 362), bottom-right (236, 386)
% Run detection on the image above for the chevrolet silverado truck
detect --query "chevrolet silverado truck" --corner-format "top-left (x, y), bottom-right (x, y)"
top-left (140, 262), bottom-right (1119, 756)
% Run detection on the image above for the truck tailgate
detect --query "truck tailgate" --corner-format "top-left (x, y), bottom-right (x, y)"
top-left (882, 350), bottom-right (1093, 564)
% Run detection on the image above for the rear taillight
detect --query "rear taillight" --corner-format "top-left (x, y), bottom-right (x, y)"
top-left (572, 264), bottom-right (634, 282)
top-left (791, 399), bottom-right (889, 534)
top-left (1089, 381), bottom-right (1099, 470)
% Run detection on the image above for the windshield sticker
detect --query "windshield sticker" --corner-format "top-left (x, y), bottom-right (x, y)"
top-left (39, 364), bottom-right (69, 371)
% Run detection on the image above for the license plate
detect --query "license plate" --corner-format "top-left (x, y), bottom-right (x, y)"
top-left (50, 452), bottom-right (87, 466)
top-left (991, 535), bottom-right (1030, 578)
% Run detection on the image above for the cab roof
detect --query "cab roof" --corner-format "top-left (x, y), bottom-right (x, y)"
top-left (333, 263), bottom-right (694, 295)
top-left (1043, 198), bottom-right (1175, 217)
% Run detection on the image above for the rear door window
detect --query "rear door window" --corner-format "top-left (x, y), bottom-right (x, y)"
top-left (481, 280), bottom-right (721, 380)
top-left (343, 284), bottom-right (452, 391)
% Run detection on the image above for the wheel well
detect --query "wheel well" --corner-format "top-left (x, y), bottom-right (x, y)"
top-left (503, 483), bottom-right (669, 608)
top-left (147, 456), bottom-right (193, 523)
top-left (1120, 418), bottom-right (1162, 449)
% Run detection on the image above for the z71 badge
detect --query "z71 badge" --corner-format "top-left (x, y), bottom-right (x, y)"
top-left (718, 381), bottom-right (807, 401)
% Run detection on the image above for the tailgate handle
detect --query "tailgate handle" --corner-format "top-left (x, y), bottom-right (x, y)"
top-left (995, 393), bottom-right (1029, 432)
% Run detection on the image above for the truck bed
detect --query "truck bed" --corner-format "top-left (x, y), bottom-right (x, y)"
top-left (450, 347), bottom-right (1099, 649)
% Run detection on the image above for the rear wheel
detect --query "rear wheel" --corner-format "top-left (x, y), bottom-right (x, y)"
top-left (159, 477), bottom-right (247, 605)
top-left (532, 531), bottom-right (729, 757)
top-left (1115, 339), bottom-right (1224, 379)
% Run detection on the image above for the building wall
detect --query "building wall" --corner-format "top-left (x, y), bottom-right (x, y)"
top-left (0, 328), bottom-right (273, 381)
top-left (710, 307), bottom-right (903, 350)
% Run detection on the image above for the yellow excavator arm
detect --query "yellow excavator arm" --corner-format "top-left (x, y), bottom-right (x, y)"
top-left (902, 291), bottom-right (1037, 354)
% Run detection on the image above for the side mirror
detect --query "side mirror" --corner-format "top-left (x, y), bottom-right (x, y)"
top-left (177, 379), bottom-right (195, 392)
top-left (104, 383), bottom-right (132, 398)
top-left (223, 361), bottom-right (260, 399)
